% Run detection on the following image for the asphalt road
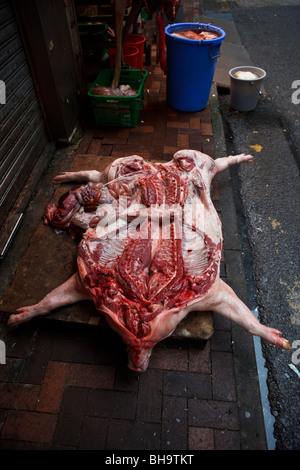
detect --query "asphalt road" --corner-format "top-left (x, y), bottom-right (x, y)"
top-left (215, 1), bottom-right (300, 450)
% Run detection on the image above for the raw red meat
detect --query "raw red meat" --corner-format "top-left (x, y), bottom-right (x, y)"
top-left (8, 150), bottom-right (291, 371)
top-left (171, 29), bottom-right (220, 40)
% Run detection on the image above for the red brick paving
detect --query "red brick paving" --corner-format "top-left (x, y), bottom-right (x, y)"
top-left (0, 308), bottom-right (240, 450)
top-left (0, 7), bottom-right (243, 449)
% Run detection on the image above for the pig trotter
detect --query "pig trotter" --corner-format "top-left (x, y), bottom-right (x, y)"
top-left (211, 279), bottom-right (291, 350)
top-left (8, 274), bottom-right (90, 327)
top-left (53, 170), bottom-right (102, 184)
top-left (248, 326), bottom-right (291, 350)
top-left (214, 153), bottom-right (253, 174)
top-left (8, 306), bottom-right (49, 326)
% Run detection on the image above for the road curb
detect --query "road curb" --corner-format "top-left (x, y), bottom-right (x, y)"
top-left (210, 83), bottom-right (268, 449)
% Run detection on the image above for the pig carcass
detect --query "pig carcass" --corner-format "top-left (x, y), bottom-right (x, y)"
top-left (8, 150), bottom-right (291, 371)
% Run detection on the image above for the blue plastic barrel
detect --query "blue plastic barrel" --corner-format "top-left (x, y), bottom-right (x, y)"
top-left (165, 23), bottom-right (226, 111)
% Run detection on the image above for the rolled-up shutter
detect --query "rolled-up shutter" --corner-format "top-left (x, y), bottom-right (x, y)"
top-left (0, 0), bottom-right (50, 228)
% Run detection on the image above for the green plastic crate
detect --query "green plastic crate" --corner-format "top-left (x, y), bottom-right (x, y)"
top-left (88, 68), bottom-right (148, 127)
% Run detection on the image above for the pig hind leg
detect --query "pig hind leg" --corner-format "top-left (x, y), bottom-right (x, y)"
top-left (212, 279), bottom-right (291, 350)
top-left (8, 273), bottom-right (90, 326)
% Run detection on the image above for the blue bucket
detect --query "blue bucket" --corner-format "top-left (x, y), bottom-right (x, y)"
top-left (165, 23), bottom-right (226, 111)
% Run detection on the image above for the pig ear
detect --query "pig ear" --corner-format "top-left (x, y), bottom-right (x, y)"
top-left (172, 149), bottom-right (218, 187)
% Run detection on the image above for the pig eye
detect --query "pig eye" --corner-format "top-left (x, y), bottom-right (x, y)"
top-left (177, 157), bottom-right (196, 171)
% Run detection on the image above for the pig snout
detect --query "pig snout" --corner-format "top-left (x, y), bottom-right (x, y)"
top-left (126, 346), bottom-right (153, 373)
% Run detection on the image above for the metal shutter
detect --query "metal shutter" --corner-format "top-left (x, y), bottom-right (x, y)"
top-left (0, 0), bottom-right (50, 227)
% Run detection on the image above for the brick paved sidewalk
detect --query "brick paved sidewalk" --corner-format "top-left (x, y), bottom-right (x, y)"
top-left (0, 0), bottom-right (268, 450)
top-left (0, 62), bottom-right (242, 451)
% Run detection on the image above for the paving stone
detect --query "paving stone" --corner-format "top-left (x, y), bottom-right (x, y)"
top-left (213, 311), bottom-right (232, 331)
top-left (136, 369), bottom-right (163, 423)
top-left (106, 419), bottom-right (160, 450)
top-left (149, 343), bottom-right (189, 371)
top-left (188, 340), bottom-right (211, 374)
top-left (201, 122), bottom-right (213, 135)
top-left (86, 389), bottom-right (137, 420)
top-left (1, 410), bottom-right (57, 444)
top-left (19, 329), bottom-right (53, 385)
top-left (188, 426), bottom-right (214, 450)
top-left (52, 387), bottom-right (88, 447)
top-left (211, 329), bottom-right (233, 352)
top-left (212, 351), bottom-right (237, 402)
top-left (0, 358), bottom-right (24, 383)
top-left (188, 399), bottom-right (239, 430)
top-left (36, 361), bottom-right (69, 413)
top-left (214, 429), bottom-right (241, 450)
top-left (0, 438), bottom-right (25, 450)
top-left (0, 383), bottom-right (40, 410)
top-left (161, 396), bottom-right (188, 450)
top-left (164, 370), bottom-right (211, 399)
top-left (50, 328), bottom-right (98, 364)
top-left (114, 366), bottom-right (140, 392)
top-left (67, 363), bottom-right (115, 390)
top-left (87, 138), bottom-right (102, 155)
top-left (190, 117), bottom-right (201, 129)
top-left (95, 329), bottom-right (128, 367)
top-left (4, 324), bottom-right (35, 359)
top-left (79, 416), bottom-right (109, 450)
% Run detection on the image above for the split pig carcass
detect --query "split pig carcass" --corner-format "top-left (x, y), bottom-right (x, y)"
top-left (7, 150), bottom-right (291, 371)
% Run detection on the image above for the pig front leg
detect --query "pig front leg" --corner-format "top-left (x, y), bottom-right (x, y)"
top-left (211, 279), bottom-right (291, 350)
top-left (214, 153), bottom-right (253, 175)
top-left (7, 273), bottom-right (90, 326)
top-left (53, 170), bottom-right (102, 184)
